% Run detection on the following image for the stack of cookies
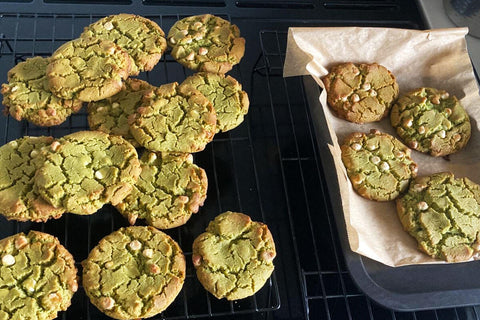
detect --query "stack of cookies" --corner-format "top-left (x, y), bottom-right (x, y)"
top-left (323, 62), bottom-right (478, 263)
top-left (0, 13), bottom-right (275, 320)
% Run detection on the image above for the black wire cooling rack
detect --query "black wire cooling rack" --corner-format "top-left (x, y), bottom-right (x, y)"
top-left (0, 13), bottom-right (280, 320)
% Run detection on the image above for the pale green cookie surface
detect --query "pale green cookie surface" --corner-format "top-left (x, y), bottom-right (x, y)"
top-left (0, 136), bottom-right (65, 222)
top-left (82, 226), bottom-right (185, 320)
top-left (116, 151), bottom-right (208, 229)
top-left (128, 82), bottom-right (216, 153)
top-left (167, 14), bottom-right (245, 74)
top-left (341, 129), bottom-right (418, 201)
top-left (396, 172), bottom-right (480, 262)
top-left (46, 37), bottom-right (133, 102)
top-left (192, 211), bottom-right (276, 300)
top-left (0, 231), bottom-right (78, 320)
top-left (390, 87), bottom-right (471, 156)
top-left (1, 56), bottom-right (83, 126)
top-left (181, 72), bottom-right (249, 132)
top-left (88, 78), bottom-right (154, 146)
top-left (322, 62), bottom-right (399, 123)
top-left (34, 130), bottom-right (141, 215)
top-left (81, 14), bottom-right (167, 74)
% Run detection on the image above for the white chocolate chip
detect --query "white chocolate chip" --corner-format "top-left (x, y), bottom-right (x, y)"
top-left (380, 161), bottom-right (390, 171)
top-left (403, 118), bottom-right (413, 128)
top-left (100, 297), bottom-right (115, 310)
top-left (186, 154), bottom-right (193, 163)
top-left (24, 278), bottom-right (36, 293)
top-left (149, 263), bottom-right (160, 274)
top-left (198, 47), bottom-right (208, 55)
top-left (177, 195), bottom-right (189, 204)
top-left (169, 37), bottom-right (176, 44)
top-left (394, 151), bottom-right (405, 159)
top-left (413, 184), bottom-right (426, 192)
top-left (71, 279), bottom-right (78, 292)
top-left (2, 254), bottom-right (15, 266)
top-left (261, 250), bottom-right (275, 262)
top-left (96, 107), bottom-right (104, 112)
top-left (193, 21), bottom-right (203, 29)
top-left (438, 130), bottom-right (446, 138)
top-left (186, 52), bottom-right (195, 61)
top-left (441, 92), bottom-right (449, 99)
top-left (181, 29), bottom-right (189, 36)
top-left (105, 261), bottom-right (114, 269)
top-left (104, 21), bottom-right (114, 30)
top-left (128, 214), bottom-right (138, 225)
top-left (50, 141), bottom-right (61, 152)
top-left (410, 164), bottom-right (418, 175)
top-left (367, 144), bottom-right (377, 151)
top-left (418, 126), bottom-right (426, 135)
top-left (453, 133), bottom-right (461, 142)
top-left (431, 96), bottom-right (440, 105)
top-left (129, 240), bottom-right (142, 251)
top-left (95, 171), bottom-right (104, 179)
top-left (361, 83), bottom-right (371, 91)
top-left (351, 143), bottom-right (362, 151)
top-left (444, 108), bottom-right (452, 117)
top-left (351, 94), bottom-right (360, 103)
top-left (15, 235), bottom-right (28, 249)
top-left (8, 140), bottom-right (18, 148)
top-left (341, 96), bottom-right (348, 102)
top-left (369, 89), bottom-right (377, 97)
top-left (184, 37), bottom-right (193, 44)
top-left (370, 156), bottom-right (381, 164)
top-left (30, 150), bottom-right (39, 158)
top-left (112, 102), bottom-right (120, 109)
top-left (148, 152), bottom-right (157, 163)
top-left (409, 141), bottom-right (418, 149)
top-left (351, 174), bottom-right (363, 185)
top-left (143, 248), bottom-right (153, 258)
top-left (194, 34), bottom-right (203, 41)
top-left (11, 85), bottom-right (18, 92)
top-left (417, 201), bottom-right (429, 211)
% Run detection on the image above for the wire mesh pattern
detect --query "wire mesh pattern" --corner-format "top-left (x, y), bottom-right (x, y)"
top-left (0, 13), bottom-right (280, 320)
top-left (257, 29), bottom-right (480, 320)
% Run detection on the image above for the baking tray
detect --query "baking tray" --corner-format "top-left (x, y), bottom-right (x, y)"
top-left (303, 74), bottom-right (480, 312)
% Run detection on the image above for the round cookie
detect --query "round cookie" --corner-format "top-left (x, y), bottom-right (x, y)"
top-left (82, 226), bottom-right (185, 320)
top-left (181, 72), bottom-right (249, 132)
top-left (396, 172), bottom-right (480, 262)
top-left (116, 151), bottom-right (208, 229)
top-left (34, 130), bottom-right (141, 215)
top-left (81, 14), bottom-right (167, 75)
top-left (341, 129), bottom-right (418, 201)
top-left (128, 82), bottom-right (216, 153)
top-left (322, 62), bottom-right (399, 123)
top-left (167, 14), bottom-right (245, 74)
top-left (1, 56), bottom-right (83, 127)
top-left (192, 211), bottom-right (276, 300)
top-left (390, 87), bottom-right (471, 157)
top-left (0, 231), bottom-right (78, 320)
top-left (46, 37), bottom-right (133, 102)
top-left (87, 78), bottom-right (154, 147)
top-left (0, 136), bottom-right (65, 222)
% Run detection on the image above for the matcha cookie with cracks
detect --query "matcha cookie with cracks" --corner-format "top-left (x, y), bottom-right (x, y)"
top-left (46, 37), bottom-right (133, 102)
top-left (181, 72), bottom-right (249, 132)
top-left (116, 151), bottom-right (208, 229)
top-left (1, 56), bottom-right (83, 127)
top-left (34, 131), bottom-right (141, 215)
top-left (87, 78), bottom-right (154, 147)
top-left (0, 231), bottom-right (78, 320)
top-left (192, 211), bottom-right (276, 300)
top-left (82, 226), bottom-right (185, 320)
top-left (0, 136), bottom-right (65, 222)
top-left (341, 129), bottom-right (418, 201)
top-left (167, 14), bottom-right (245, 74)
top-left (397, 172), bottom-right (480, 262)
top-left (81, 14), bottom-right (167, 75)
top-left (129, 82), bottom-right (216, 153)
top-left (322, 62), bottom-right (399, 123)
top-left (390, 87), bottom-right (471, 156)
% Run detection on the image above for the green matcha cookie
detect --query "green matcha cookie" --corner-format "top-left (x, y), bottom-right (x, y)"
top-left (46, 37), bottom-right (133, 102)
top-left (116, 151), bottom-right (208, 229)
top-left (167, 14), bottom-right (245, 74)
top-left (390, 87), bottom-right (471, 157)
top-left (341, 129), bottom-right (418, 201)
top-left (128, 82), bottom-right (216, 153)
top-left (87, 78), bottom-right (154, 147)
top-left (81, 14), bottom-right (167, 75)
top-left (82, 226), bottom-right (185, 320)
top-left (397, 172), bottom-right (480, 262)
top-left (322, 62), bottom-right (399, 123)
top-left (0, 231), bottom-right (78, 320)
top-left (192, 211), bottom-right (276, 300)
top-left (34, 131), bottom-right (141, 215)
top-left (181, 72), bottom-right (249, 132)
top-left (1, 56), bottom-right (83, 127)
top-left (0, 136), bottom-right (65, 222)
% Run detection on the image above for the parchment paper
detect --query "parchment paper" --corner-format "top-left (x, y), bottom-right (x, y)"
top-left (283, 27), bottom-right (480, 267)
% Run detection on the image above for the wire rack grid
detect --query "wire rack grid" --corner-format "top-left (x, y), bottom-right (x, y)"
top-left (0, 12), bottom-right (280, 320)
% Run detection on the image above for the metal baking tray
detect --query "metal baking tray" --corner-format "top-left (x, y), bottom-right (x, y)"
top-left (303, 74), bottom-right (480, 312)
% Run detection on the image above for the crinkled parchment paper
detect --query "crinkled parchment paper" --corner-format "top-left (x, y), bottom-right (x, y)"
top-left (284, 27), bottom-right (480, 267)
